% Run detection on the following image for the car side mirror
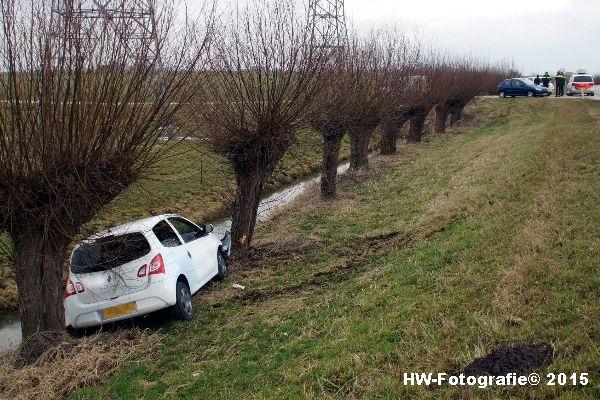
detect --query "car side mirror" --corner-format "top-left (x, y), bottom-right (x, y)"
top-left (204, 224), bottom-right (213, 234)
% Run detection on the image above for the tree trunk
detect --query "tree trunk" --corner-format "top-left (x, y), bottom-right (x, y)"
top-left (320, 127), bottom-right (345, 200)
top-left (380, 115), bottom-right (408, 155)
top-left (12, 229), bottom-right (69, 338)
top-left (349, 126), bottom-right (375, 171)
top-left (230, 172), bottom-right (268, 251)
top-left (408, 112), bottom-right (427, 143)
top-left (450, 104), bottom-right (464, 125)
top-left (435, 104), bottom-right (449, 133)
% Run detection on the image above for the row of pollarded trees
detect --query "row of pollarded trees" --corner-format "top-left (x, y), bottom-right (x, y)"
top-left (0, 0), bottom-right (508, 340)
top-left (189, 9), bottom-right (509, 250)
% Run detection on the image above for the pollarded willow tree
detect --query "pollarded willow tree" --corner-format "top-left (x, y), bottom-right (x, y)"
top-left (435, 60), bottom-right (509, 133)
top-left (404, 59), bottom-right (455, 143)
top-left (188, 0), bottom-right (327, 250)
top-left (451, 65), bottom-right (507, 123)
top-left (309, 51), bottom-right (354, 200)
top-left (0, 0), bottom-right (210, 337)
top-left (378, 39), bottom-right (421, 155)
top-left (344, 34), bottom-right (396, 171)
top-left (434, 60), bottom-right (479, 134)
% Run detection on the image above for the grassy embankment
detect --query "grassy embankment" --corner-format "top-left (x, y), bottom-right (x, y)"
top-left (0, 131), bottom-right (357, 311)
top-left (71, 98), bottom-right (600, 399)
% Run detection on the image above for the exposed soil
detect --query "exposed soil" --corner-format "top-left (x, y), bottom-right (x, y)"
top-left (463, 343), bottom-right (553, 376)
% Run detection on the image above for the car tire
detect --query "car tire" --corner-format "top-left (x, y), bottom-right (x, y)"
top-left (527, 91), bottom-right (533, 97)
top-left (215, 250), bottom-right (229, 281)
top-left (172, 280), bottom-right (194, 321)
top-left (498, 91), bottom-right (505, 98)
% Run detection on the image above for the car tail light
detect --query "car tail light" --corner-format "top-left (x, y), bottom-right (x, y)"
top-left (137, 264), bottom-right (148, 277)
top-left (65, 278), bottom-right (84, 297)
top-left (148, 253), bottom-right (165, 275)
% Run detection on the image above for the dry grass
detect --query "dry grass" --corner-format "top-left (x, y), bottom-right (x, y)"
top-left (0, 329), bottom-right (163, 400)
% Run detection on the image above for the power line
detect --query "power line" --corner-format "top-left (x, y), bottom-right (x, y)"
top-left (51, 0), bottom-right (166, 96)
top-left (308, 0), bottom-right (348, 50)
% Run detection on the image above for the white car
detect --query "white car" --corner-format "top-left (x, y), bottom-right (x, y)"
top-left (567, 74), bottom-right (595, 96)
top-left (526, 77), bottom-right (553, 96)
top-left (65, 214), bottom-right (230, 328)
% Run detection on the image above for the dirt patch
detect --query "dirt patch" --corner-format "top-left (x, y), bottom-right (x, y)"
top-left (217, 214), bottom-right (466, 308)
top-left (0, 329), bottom-right (163, 400)
top-left (232, 239), bottom-right (317, 270)
top-left (463, 343), bottom-right (553, 376)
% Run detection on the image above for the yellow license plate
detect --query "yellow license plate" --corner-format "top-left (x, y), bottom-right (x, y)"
top-left (101, 302), bottom-right (137, 320)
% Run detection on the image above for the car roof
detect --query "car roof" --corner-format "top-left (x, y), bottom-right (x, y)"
top-left (83, 214), bottom-right (180, 241)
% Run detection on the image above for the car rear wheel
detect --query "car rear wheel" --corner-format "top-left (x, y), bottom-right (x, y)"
top-left (215, 250), bottom-right (229, 281)
top-left (172, 281), bottom-right (194, 321)
top-left (498, 91), bottom-right (505, 98)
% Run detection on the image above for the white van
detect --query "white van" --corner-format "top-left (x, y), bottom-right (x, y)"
top-left (567, 74), bottom-right (594, 96)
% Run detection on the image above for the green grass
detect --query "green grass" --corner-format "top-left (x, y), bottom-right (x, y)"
top-left (71, 98), bottom-right (600, 399)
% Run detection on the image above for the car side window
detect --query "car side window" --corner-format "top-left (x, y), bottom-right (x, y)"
top-left (169, 218), bottom-right (205, 243)
top-left (152, 220), bottom-right (182, 247)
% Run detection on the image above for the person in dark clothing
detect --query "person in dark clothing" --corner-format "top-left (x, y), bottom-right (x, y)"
top-left (555, 71), bottom-right (566, 97)
top-left (541, 72), bottom-right (551, 88)
top-left (534, 75), bottom-right (541, 85)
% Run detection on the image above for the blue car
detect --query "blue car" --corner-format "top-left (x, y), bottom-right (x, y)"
top-left (497, 78), bottom-right (545, 98)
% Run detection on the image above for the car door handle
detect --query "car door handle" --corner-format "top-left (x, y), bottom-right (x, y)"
top-left (187, 251), bottom-right (192, 258)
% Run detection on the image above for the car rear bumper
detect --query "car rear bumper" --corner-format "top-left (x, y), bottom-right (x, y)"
top-left (65, 276), bottom-right (178, 328)
top-left (570, 87), bottom-right (594, 94)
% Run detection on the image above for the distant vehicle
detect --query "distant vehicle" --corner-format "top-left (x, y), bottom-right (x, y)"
top-left (65, 214), bottom-right (231, 328)
top-left (525, 77), bottom-right (553, 96)
top-left (567, 74), bottom-right (594, 96)
top-left (497, 78), bottom-right (545, 98)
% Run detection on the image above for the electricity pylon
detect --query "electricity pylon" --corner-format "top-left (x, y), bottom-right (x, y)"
top-left (308, 0), bottom-right (348, 50)
top-left (51, 0), bottom-right (166, 96)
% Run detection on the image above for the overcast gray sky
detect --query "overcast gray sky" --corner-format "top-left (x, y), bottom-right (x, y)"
top-left (189, 0), bottom-right (599, 75)
top-left (343, 0), bottom-right (599, 75)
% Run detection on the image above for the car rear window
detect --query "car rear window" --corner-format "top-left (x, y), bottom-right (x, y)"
top-left (573, 75), bottom-right (593, 83)
top-left (71, 232), bottom-right (151, 274)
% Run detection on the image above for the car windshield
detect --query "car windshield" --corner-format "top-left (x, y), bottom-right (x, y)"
top-left (71, 232), bottom-right (151, 274)
top-left (573, 75), bottom-right (593, 83)
top-left (520, 79), bottom-right (535, 87)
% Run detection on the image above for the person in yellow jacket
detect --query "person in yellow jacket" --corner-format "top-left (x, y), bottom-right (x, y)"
top-left (541, 72), bottom-right (551, 88)
top-left (555, 71), bottom-right (566, 97)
